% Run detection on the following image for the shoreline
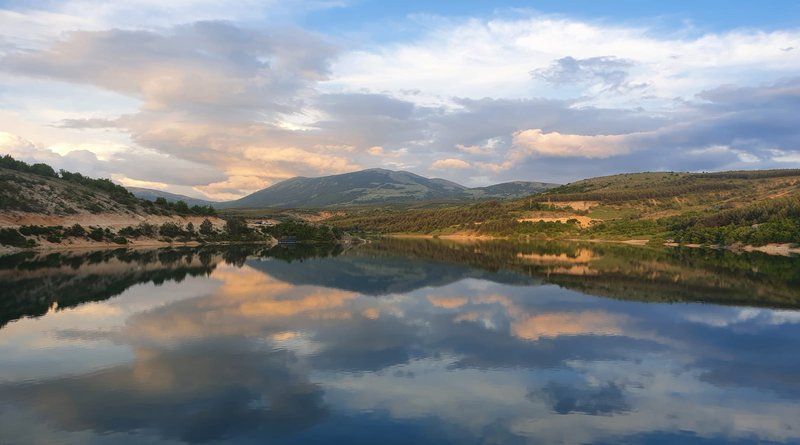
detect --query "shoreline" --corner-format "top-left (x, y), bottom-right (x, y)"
top-left (2, 229), bottom-right (796, 257)
top-left (383, 233), bottom-right (799, 256)
top-left (0, 238), bottom-right (276, 256)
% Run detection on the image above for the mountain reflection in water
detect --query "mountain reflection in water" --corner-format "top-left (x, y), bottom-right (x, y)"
top-left (0, 239), bottom-right (799, 444)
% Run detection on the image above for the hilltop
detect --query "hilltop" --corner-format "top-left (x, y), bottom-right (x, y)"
top-left (217, 168), bottom-right (558, 208)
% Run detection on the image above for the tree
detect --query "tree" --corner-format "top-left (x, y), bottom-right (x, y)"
top-left (30, 163), bottom-right (58, 177)
top-left (159, 222), bottom-right (183, 238)
top-left (199, 218), bottom-right (214, 235)
top-left (174, 200), bottom-right (189, 213)
top-left (186, 222), bottom-right (195, 234)
top-left (224, 217), bottom-right (249, 237)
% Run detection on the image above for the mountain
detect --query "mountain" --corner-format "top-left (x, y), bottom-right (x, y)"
top-left (219, 168), bottom-right (559, 208)
top-left (128, 187), bottom-right (217, 207)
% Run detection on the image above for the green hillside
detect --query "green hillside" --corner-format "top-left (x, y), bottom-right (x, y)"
top-left (219, 168), bottom-right (558, 208)
top-left (327, 169), bottom-right (800, 247)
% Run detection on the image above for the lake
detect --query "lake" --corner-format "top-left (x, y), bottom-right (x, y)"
top-left (1, 239), bottom-right (799, 444)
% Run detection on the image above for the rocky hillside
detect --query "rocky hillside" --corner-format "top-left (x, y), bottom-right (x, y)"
top-left (0, 155), bottom-right (237, 250)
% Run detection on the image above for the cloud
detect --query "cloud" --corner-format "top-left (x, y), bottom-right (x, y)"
top-left (3, 22), bottom-right (335, 114)
top-left (2, 10), bottom-right (800, 192)
top-left (329, 15), bottom-right (800, 106)
top-left (530, 381), bottom-right (630, 416)
top-left (512, 129), bottom-right (631, 159)
top-left (531, 56), bottom-right (642, 92)
top-left (432, 158), bottom-right (471, 169)
top-left (0, 21), bottom-right (349, 196)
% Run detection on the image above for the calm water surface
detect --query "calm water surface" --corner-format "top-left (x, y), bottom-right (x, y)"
top-left (1, 240), bottom-right (800, 444)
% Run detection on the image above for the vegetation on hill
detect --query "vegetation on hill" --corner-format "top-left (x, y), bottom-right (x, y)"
top-left (219, 168), bottom-right (558, 209)
top-left (0, 217), bottom-right (271, 248)
top-left (327, 170), bottom-right (800, 247)
top-left (128, 186), bottom-right (218, 208)
top-left (0, 155), bottom-right (277, 248)
top-left (0, 155), bottom-right (216, 217)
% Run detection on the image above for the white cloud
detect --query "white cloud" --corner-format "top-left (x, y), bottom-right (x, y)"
top-left (328, 15), bottom-right (800, 107)
top-left (771, 149), bottom-right (800, 163)
top-left (432, 158), bottom-right (471, 169)
top-left (512, 129), bottom-right (631, 158)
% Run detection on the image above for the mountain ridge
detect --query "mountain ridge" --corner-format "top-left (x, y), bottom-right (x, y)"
top-left (127, 187), bottom-right (218, 207)
top-left (214, 168), bottom-right (559, 209)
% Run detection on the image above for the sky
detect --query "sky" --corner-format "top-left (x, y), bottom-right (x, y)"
top-left (1, 1), bottom-right (799, 200)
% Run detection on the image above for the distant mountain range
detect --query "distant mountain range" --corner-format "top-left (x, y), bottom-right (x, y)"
top-left (129, 168), bottom-right (559, 209)
top-left (126, 187), bottom-right (218, 208)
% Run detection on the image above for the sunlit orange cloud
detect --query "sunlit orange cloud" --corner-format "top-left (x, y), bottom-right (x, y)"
top-left (124, 266), bottom-right (359, 343)
top-left (453, 311), bottom-right (484, 322)
top-left (512, 129), bottom-right (631, 158)
top-left (210, 268), bottom-right (295, 301)
top-left (456, 294), bottom-right (627, 341)
top-left (511, 311), bottom-right (626, 341)
top-left (427, 296), bottom-right (469, 309)
top-left (362, 307), bottom-right (381, 319)
top-left (216, 265), bottom-right (360, 317)
top-left (239, 289), bottom-right (358, 318)
top-left (271, 331), bottom-right (299, 341)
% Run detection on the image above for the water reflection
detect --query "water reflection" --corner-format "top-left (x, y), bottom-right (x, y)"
top-left (1, 240), bottom-right (799, 444)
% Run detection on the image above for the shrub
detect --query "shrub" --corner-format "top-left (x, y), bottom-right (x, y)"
top-left (19, 225), bottom-right (50, 236)
top-left (46, 233), bottom-right (62, 243)
top-left (65, 224), bottom-right (86, 237)
top-left (112, 236), bottom-right (128, 245)
top-left (88, 227), bottom-right (105, 241)
top-left (118, 226), bottom-right (140, 238)
top-left (137, 222), bottom-right (158, 237)
top-left (85, 202), bottom-right (104, 213)
top-left (159, 222), bottom-right (184, 238)
top-left (0, 228), bottom-right (28, 247)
